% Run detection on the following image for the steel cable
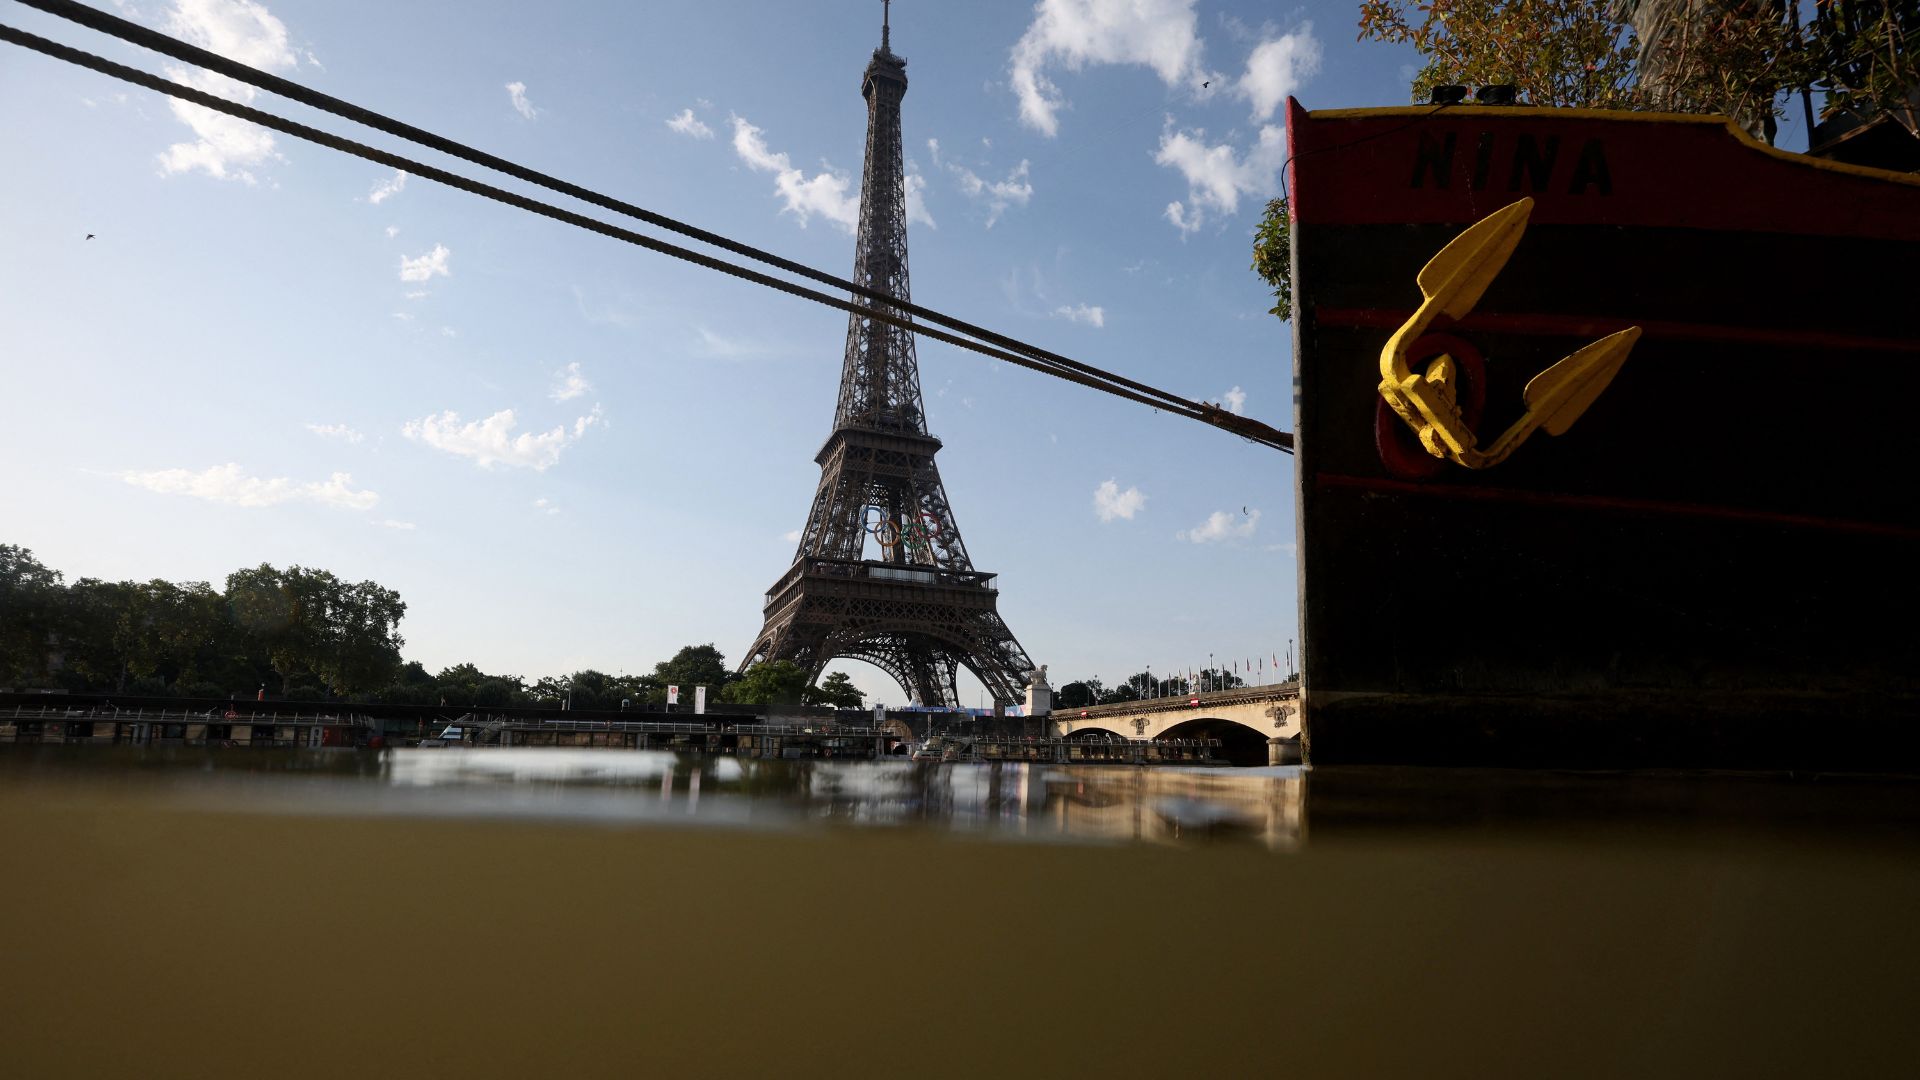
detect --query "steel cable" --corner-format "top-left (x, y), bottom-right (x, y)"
top-left (2, 5), bottom-right (1292, 451)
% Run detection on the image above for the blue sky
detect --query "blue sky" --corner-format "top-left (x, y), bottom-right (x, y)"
top-left (0, 0), bottom-right (1442, 705)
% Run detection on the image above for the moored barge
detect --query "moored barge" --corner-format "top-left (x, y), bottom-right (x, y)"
top-left (1287, 100), bottom-right (1920, 770)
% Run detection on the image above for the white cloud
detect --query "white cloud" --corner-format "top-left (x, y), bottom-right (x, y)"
top-left (1239, 27), bottom-right (1322, 122)
top-left (533, 497), bottom-right (560, 516)
top-left (1154, 121), bottom-right (1286, 231)
top-left (1010, 0), bottom-right (1213, 137)
top-left (927, 137), bottom-right (942, 165)
top-left (380, 519), bottom-right (416, 531)
top-left (304, 472), bottom-right (381, 510)
top-left (402, 406), bottom-right (600, 470)
top-left (1093, 478), bottom-right (1146, 522)
top-left (398, 243), bottom-right (451, 282)
top-left (729, 115), bottom-right (858, 231)
top-left (1178, 508), bottom-right (1261, 544)
top-left (120, 462), bottom-right (377, 511)
top-left (506, 81), bottom-right (539, 120)
top-left (384, 225), bottom-right (400, 238)
top-left (783, 529), bottom-right (802, 542)
top-left (1221, 386), bottom-right (1246, 414)
top-left (403, 290), bottom-right (427, 300)
top-left (367, 169), bottom-right (406, 204)
top-left (693, 325), bottom-right (770, 360)
top-left (1052, 303), bottom-right (1105, 328)
top-left (167, 0), bottom-right (297, 70)
top-left (439, 326), bottom-right (456, 337)
top-left (905, 166), bottom-right (936, 230)
top-left (666, 108), bottom-right (713, 139)
top-left (305, 422), bottom-right (364, 443)
top-left (154, 1), bottom-right (300, 183)
top-left (949, 159), bottom-right (1032, 227)
top-left (549, 361), bottom-right (591, 402)
top-left (1164, 200), bottom-right (1202, 236)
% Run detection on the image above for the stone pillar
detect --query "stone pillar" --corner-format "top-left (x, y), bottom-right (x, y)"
top-left (1024, 664), bottom-right (1053, 719)
top-left (1268, 736), bottom-right (1302, 766)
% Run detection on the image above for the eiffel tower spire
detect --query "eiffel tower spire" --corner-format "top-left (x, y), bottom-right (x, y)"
top-left (741, 8), bottom-right (1035, 709)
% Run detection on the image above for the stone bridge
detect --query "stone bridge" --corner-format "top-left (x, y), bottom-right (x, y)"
top-left (1048, 682), bottom-right (1302, 765)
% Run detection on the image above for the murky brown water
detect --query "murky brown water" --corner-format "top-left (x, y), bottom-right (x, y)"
top-left (3, 746), bottom-right (1917, 1078)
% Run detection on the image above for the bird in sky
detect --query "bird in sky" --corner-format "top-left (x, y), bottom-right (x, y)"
top-left (85, 233), bottom-right (95, 240)
top-left (1202, 80), bottom-right (1211, 88)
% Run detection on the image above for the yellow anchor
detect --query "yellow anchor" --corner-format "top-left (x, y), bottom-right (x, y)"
top-left (1378, 198), bottom-right (1641, 470)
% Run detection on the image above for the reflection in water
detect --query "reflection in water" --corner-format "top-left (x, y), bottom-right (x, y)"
top-left (5, 744), bottom-right (1919, 1077)
top-left (6, 744), bottom-right (1918, 853)
top-left (0, 746), bottom-right (1305, 850)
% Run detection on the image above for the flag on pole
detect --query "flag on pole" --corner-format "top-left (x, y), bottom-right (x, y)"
top-left (667, 685), bottom-right (680, 706)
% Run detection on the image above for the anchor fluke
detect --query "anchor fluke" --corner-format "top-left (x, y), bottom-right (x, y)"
top-left (1525, 326), bottom-right (1641, 437)
top-left (1415, 198), bottom-right (1533, 318)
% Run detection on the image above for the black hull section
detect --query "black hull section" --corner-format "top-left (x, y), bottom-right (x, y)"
top-left (1289, 105), bottom-right (1920, 771)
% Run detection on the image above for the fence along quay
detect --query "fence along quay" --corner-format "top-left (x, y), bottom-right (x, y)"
top-left (1, 697), bottom-right (1222, 764)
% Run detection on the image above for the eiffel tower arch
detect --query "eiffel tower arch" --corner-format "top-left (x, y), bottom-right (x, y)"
top-left (741, 8), bottom-right (1034, 708)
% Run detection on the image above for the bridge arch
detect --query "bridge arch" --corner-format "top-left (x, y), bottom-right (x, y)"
top-left (1159, 716), bottom-right (1270, 767)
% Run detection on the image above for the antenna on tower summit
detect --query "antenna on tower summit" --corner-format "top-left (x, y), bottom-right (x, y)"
top-left (882, 0), bottom-right (891, 52)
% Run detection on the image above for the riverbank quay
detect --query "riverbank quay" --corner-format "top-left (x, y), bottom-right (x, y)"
top-left (1, 703), bottom-right (369, 748)
top-left (1, 702), bottom-right (1223, 764)
top-left (2, 766), bottom-right (1916, 1078)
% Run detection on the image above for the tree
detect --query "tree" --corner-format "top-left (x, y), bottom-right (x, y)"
top-left (5, 543), bottom-right (413, 700)
top-left (724, 660), bottom-right (810, 706)
top-left (224, 564), bottom-right (310, 695)
top-left (1055, 678), bottom-right (1103, 709)
top-left (149, 581), bottom-right (228, 689)
top-left (1257, 0), bottom-right (1857, 319)
top-left (380, 661), bottom-right (440, 706)
top-left (808, 670), bottom-right (866, 708)
top-left (435, 663), bottom-right (527, 707)
top-left (1808, 1), bottom-right (1920, 140)
top-left (527, 674), bottom-right (571, 706)
top-left (648, 643), bottom-right (733, 704)
top-left (1356, 0), bottom-right (1644, 110)
top-left (1250, 198), bottom-right (1293, 323)
top-left (1353, 0), bottom-right (1824, 124)
top-left (313, 579), bottom-right (406, 696)
top-left (0, 546), bottom-right (64, 687)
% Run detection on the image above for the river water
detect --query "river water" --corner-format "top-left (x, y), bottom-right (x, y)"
top-left (0, 746), bottom-right (1305, 846)
top-left (3, 745), bottom-right (1916, 1078)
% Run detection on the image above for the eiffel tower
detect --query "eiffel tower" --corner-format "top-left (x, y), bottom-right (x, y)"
top-left (741, 4), bottom-right (1034, 708)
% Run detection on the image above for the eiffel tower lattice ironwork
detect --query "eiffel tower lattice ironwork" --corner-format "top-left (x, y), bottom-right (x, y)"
top-left (741, 8), bottom-right (1034, 708)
